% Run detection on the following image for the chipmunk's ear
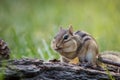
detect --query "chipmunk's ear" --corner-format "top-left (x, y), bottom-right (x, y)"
top-left (68, 25), bottom-right (73, 35)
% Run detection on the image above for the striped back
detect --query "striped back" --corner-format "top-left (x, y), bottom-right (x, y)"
top-left (74, 30), bottom-right (98, 55)
top-left (75, 30), bottom-right (95, 42)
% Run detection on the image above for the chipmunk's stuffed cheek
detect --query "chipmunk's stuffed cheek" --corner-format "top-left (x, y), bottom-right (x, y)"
top-left (63, 40), bottom-right (77, 52)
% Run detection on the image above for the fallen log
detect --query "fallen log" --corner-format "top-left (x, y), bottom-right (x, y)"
top-left (0, 58), bottom-right (119, 80)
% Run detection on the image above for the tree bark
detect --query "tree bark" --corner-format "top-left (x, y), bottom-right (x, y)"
top-left (98, 56), bottom-right (120, 67)
top-left (0, 58), bottom-right (119, 80)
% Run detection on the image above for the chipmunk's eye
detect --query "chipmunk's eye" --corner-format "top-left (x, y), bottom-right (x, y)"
top-left (63, 34), bottom-right (69, 40)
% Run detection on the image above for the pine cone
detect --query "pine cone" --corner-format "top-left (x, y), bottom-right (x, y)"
top-left (0, 39), bottom-right (10, 60)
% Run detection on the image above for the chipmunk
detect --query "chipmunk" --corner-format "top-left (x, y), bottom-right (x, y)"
top-left (51, 25), bottom-right (99, 67)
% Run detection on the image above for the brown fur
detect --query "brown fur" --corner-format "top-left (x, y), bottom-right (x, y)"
top-left (51, 25), bottom-right (99, 66)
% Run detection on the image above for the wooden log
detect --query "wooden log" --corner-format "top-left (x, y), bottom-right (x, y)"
top-left (0, 58), bottom-right (119, 80)
top-left (98, 56), bottom-right (120, 67)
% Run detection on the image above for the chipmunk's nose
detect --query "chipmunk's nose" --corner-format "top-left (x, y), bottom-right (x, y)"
top-left (56, 44), bottom-right (59, 48)
top-left (56, 43), bottom-right (61, 48)
top-left (56, 43), bottom-right (62, 49)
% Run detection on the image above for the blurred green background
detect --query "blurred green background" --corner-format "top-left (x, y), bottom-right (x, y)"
top-left (0, 0), bottom-right (120, 60)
